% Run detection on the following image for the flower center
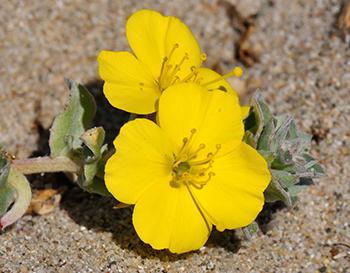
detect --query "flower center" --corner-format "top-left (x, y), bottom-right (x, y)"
top-left (154, 43), bottom-right (243, 92)
top-left (156, 44), bottom-right (207, 91)
top-left (170, 128), bottom-right (221, 189)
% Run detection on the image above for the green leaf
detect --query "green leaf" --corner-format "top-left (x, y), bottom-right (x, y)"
top-left (81, 127), bottom-right (105, 161)
top-left (80, 127), bottom-right (105, 186)
top-left (271, 169), bottom-right (298, 188)
top-left (244, 92), bottom-right (325, 206)
top-left (243, 131), bottom-right (256, 148)
top-left (241, 221), bottom-right (260, 240)
top-left (252, 94), bottom-right (273, 140)
top-left (264, 177), bottom-right (292, 206)
top-left (49, 79), bottom-right (96, 157)
top-left (258, 150), bottom-right (275, 166)
top-left (0, 184), bottom-right (15, 216)
top-left (0, 167), bottom-right (32, 230)
top-left (0, 155), bottom-right (10, 188)
top-left (73, 127), bottom-right (111, 196)
top-left (257, 121), bottom-right (275, 151)
top-left (303, 154), bottom-right (325, 177)
top-left (288, 185), bottom-right (308, 205)
top-left (84, 177), bottom-right (111, 196)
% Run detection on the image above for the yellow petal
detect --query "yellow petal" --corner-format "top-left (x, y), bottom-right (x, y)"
top-left (133, 182), bottom-right (211, 254)
top-left (197, 67), bottom-right (237, 96)
top-left (158, 83), bottom-right (244, 152)
top-left (241, 105), bottom-right (250, 120)
top-left (105, 119), bottom-right (174, 204)
top-left (98, 50), bottom-right (159, 114)
top-left (193, 143), bottom-right (271, 231)
top-left (126, 9), bottom-right (201, 80)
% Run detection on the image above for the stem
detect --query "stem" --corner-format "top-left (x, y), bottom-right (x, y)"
top-left (12, 156), bottom-right (80, 175)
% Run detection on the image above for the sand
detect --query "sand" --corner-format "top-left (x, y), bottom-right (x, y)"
top-left (0, 0), bottom-right (349, 272)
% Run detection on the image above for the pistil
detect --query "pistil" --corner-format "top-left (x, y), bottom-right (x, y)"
top-left (202, 66), bottom-right (243, 87)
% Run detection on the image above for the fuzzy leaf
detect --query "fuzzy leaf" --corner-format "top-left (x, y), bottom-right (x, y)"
top-left (243, 131), bottom-right (256, 148)
top-left (271, 169), bottom-right (298, 188)
top-left (81, 127), bottom-right (105, 161)
top-left (0, 154), bottom-right (15, 217)
top-left (241, 221), bottom-right (260, 240)
top-left (264, 176), bottom-right (292, 206)
top-left (258, 150), bottom-right (275, 166)
top-left (252, 93), bottom-right (273, 140)
top-left (288, 185), bottom-right (308, 205)
top-left (0, 184), bottom-right (15, 216)
top-left (257, 121), bottom-right (275, 151)
top-left (303, 154), bottom-right (325, 177)
top-left (245, 92), bottom-right (324, 206)
top-left (0, 156), bottom-right (10, 188)
top-left (73, 127), bottom-right (111, 196)
top-left (49, 79), bottom-right (96, 157)
top-left (0, 167), bottom-right (32, 230)
top-left (80, 127), bottom-right (105, 186)
top-left (84, 177), bottom-right (111, 196)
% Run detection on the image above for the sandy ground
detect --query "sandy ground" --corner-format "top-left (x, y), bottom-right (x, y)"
top-left (0, 0), bottom-right (349, 272)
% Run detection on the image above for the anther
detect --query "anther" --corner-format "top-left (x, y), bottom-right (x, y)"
top-left (201, 66), bottom-right (244, 87)
top-left (214, 144), bottom-right (221, 156)
top-left (168, 44), bottom-right (179, 61)
top-left (170, 75), bottom-right (180, 85)
top-left (181, 66), bottom-right (198, 82)
top-left (188, 143), bottom-right (206, 160)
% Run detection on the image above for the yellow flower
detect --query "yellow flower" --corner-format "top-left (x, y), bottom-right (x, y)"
top-left (105, 84), bottom-right (271, 254)
top-left (98, 9), bottom-right (242, 114)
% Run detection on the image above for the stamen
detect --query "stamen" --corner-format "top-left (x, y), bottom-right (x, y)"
top-left (195, 77), bottom-right (203, 84)
top-left (168, 43), bottom-right (179, 62)
top-left (159, 64), bottom-right (173, 88)
top-left (167, 53), bottom-right (189, 84)
top-left (175, 129), bottom-right (197, 163)
top-left (189, 172), bottom-right (215, 189)
top-left (201, 66), bottom-right (243, 87)
top-left (187, 143), bottom-right (206, 160)
top-left (199, 53), bottom-right (207, 66)
top-left (171, 131), bottom-right (221, 190)
top-left (189, 144), bottom-right (221, 166)
top-left (170, 75), bottom-right (180, 85)
top-left (214, 144), bottom-right (221, 155)
top-left (197, 162), bottom-right (213, 173)
top-left (181, 66), bottom-right (198, 82)
top-left (159, 57), bottom-right (168, 81)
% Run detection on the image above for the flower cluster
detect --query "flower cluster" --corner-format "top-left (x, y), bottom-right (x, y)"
top-left (98, 9), bottom-right (271, 254)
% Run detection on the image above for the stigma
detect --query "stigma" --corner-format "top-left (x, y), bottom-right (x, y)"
top-left (171, 129), bottom-right (221, 189)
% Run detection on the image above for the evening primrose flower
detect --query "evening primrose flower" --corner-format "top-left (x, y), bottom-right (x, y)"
top-left (105, 84), bottom-right (271, 254)
top-left (98, 9), bottom-right (242, 114)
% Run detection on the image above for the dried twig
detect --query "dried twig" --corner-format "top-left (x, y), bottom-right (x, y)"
top-left (337, 0), bottom-right (350, 43)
